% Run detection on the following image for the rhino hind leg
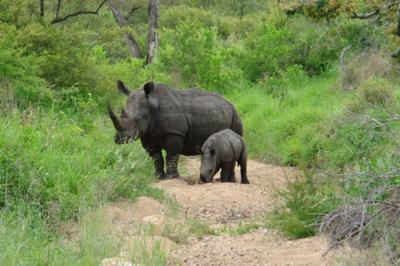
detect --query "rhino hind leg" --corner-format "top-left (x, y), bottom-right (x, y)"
top-left (239, 148), bottom-right (249, 184)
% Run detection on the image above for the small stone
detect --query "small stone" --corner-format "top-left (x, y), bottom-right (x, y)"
top-left (99, 257), bottom-right (133, 266)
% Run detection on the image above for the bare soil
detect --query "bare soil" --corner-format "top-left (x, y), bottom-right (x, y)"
top-left (159, 157), bottom-right (336, 265)
top-left (61, 157), bottom-right (340, 265)
top-left (153, 157), bottom-right (299, 225)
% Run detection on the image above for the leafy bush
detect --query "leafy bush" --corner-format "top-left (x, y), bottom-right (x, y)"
top-left (241, 14), bottom-right (389, 81)
top-left (158, 22), bottom-right (243, 90)
top-left (0, 108), bottom-right (158, 221)
top-left (270, 76), bottom-right (400, 240)
top-left (269, 176), bottom-right (339, 239)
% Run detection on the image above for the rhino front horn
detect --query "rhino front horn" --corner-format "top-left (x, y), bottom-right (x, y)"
top-left (108, 103), bottom-right (122, 131)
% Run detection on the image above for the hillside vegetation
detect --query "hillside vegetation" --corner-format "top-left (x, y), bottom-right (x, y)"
top-left (1, 0), bottom-right (400, 264)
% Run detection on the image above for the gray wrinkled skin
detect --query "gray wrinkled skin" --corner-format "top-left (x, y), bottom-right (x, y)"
top-left (200, 129), bottom-right (249, 184)
top-left (108, 81), bottom-right (243, 179)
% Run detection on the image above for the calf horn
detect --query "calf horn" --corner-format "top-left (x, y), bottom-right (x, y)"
top-left (108, 103), bottom-right (123, 131)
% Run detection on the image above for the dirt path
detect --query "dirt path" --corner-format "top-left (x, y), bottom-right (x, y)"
top-left (153, 157), bottom-right (337, 266)
top-left (62, 157), bottom-right (339, 265)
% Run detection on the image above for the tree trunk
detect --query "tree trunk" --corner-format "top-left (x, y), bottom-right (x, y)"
top-left (40, 0), bottom-right (45, 16)
top-left (108, 0), bottom-right (142, 58)
top-left (146, 0), bottom-right (159, 64)
top-left (397, 4), bottom-right (400, 36)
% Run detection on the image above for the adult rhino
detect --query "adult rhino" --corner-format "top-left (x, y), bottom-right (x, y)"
top-left (108, 80), bottom-right (243, 179)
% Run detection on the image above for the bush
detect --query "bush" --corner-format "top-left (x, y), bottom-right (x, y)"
top-left (158, 22), bottom-right (243, 90)
top-left (241, 15), bottom-right (389, 81)
top-left (269, 176), bottom-right (339, 239)
top-left (0, 108), bottom-right (157, 221)
top-left (339, 50), bottom-right (392, 90)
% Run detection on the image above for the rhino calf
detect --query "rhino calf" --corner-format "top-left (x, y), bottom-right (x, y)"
top-left (200, 129), bottom-right (249, 184)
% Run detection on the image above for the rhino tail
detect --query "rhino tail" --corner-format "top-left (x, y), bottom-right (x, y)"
top-left (230, 108), bottom-right (243, 137)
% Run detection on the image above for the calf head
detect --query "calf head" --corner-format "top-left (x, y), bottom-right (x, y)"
top-left (199, 144), bottom-right (217, 183)
top-left (108, 80), bottom-right (157, 144)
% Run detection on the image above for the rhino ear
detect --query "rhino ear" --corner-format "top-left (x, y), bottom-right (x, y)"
top-left (117, 80), bottom-right (131, 96)
top-left (143, 81), bottom-right (155, 97)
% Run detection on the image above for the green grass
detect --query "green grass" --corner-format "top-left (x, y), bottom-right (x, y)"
top-left (0, 106), bottom-right (167, 265)
top-left (228, 69), bottom-right (348, 167)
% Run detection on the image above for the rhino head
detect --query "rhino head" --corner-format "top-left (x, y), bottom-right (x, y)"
top-left (108, 80), bottom-right (157, 144)
top-left (199, 144), bottom-right (217, 183)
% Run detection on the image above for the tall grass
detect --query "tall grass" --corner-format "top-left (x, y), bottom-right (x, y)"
top-left (0, 103), bottom-right (168, 264)
top-left (228, 68), bottom-right (348, 167)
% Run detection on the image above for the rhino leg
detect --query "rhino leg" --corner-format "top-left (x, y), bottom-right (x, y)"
top-left (228, 162), bottom-right (236, 183)
top-left (166, 154), bottom-right (179, 178)
top-left (239, 148), bottom-right (249, 184)
top-left (220, 162), bottom-right (232, 182)
top-left (164, 135), bottom-right (183, 179)
top-left (151, 152), bottom-right (165, 179)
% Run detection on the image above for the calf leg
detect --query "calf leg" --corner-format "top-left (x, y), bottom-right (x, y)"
top-left (164, 134), bottom-right (183, 179)
top-left (239, 148), bottom-right (249, 184)
top-left (220, 162), bottom-right (232, 182)
top-left (228, 162), bottom-right (236, 183)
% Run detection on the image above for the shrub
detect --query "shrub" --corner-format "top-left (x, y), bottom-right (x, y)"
top-left (269, 176), bottom-right (339, 239)
top-left (0, 108), bottom-right (156, 222)
top-left (158, 22), bottom-right (243, 90)
top-left (339, 50), bottom-right (392, 90)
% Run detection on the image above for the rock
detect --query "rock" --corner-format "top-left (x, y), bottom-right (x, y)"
top-left (142, 214), bottom-right (164, 226)
top-left (99, 257), bottom-right (133, 266)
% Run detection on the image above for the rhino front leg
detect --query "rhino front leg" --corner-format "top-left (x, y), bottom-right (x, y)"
top-left (166, 154), bottom-right (180, 178)
top-left (220, 162), bottom-right (232, 182)
top-left (164, 135), bottom-right (183, 179)
top-left (151, 152), bottom-right (165, 179)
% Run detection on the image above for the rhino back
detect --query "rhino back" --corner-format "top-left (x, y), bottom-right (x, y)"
top-left (179, 89), bottom-right (242, 152)
top-left (148, 86), bottom-right (242, 155)
top-left (213, 129), bottom-right (244, 162)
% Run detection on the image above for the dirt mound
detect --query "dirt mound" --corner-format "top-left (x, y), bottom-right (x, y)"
top-left (58, 196), bottom-right (166, 240)
top-left (155, 179), bottom-right (267, 224)
top-left (168, 230), bottom-right (334, 266)
top-left (154, 157), bottom-right (301, 224)
top-left (153, 157), bottom-right (335, 265)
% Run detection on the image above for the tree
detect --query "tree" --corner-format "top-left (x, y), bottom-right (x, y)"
top-left (146, 0), bottom-right (159, 64)
top-left (108, 0), bottom-right (142, 58)
top-left (46, 0), bottom-right (160, 62)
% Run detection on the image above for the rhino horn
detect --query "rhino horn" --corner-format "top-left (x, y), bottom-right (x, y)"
top-left (108, 103), bottom-right (123, 131)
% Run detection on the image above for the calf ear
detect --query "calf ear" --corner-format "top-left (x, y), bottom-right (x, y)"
top-left (143, 81), bottom-right (155, 97)
top-left (117, 80), bottom-right (131, 96)
top-left (210, 148), bottom-right (216, 156)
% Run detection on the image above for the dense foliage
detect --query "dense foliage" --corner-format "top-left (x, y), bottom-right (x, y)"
top-left (1, 0), bottom-right (400, 264)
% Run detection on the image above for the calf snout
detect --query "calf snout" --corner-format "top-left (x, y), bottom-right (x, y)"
top-left (200, 174), bottom-right (212, 183)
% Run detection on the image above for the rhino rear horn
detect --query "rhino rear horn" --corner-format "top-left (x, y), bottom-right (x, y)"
top-left (108, 103), bottom-right (123, 131)
top-left (117, 80), bottom-right (131, 96)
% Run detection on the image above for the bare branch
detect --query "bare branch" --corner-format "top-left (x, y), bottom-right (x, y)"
top-left (351, 0), bottom-right (398, 19)
top-left (351, 9), bottom-right (380, 19)
top-left (109, 0), bottom-right (142, 58)
top-left (126, 4), bottom-right (144, 20)
top-left (51, 0), bottom-right (107, 24)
